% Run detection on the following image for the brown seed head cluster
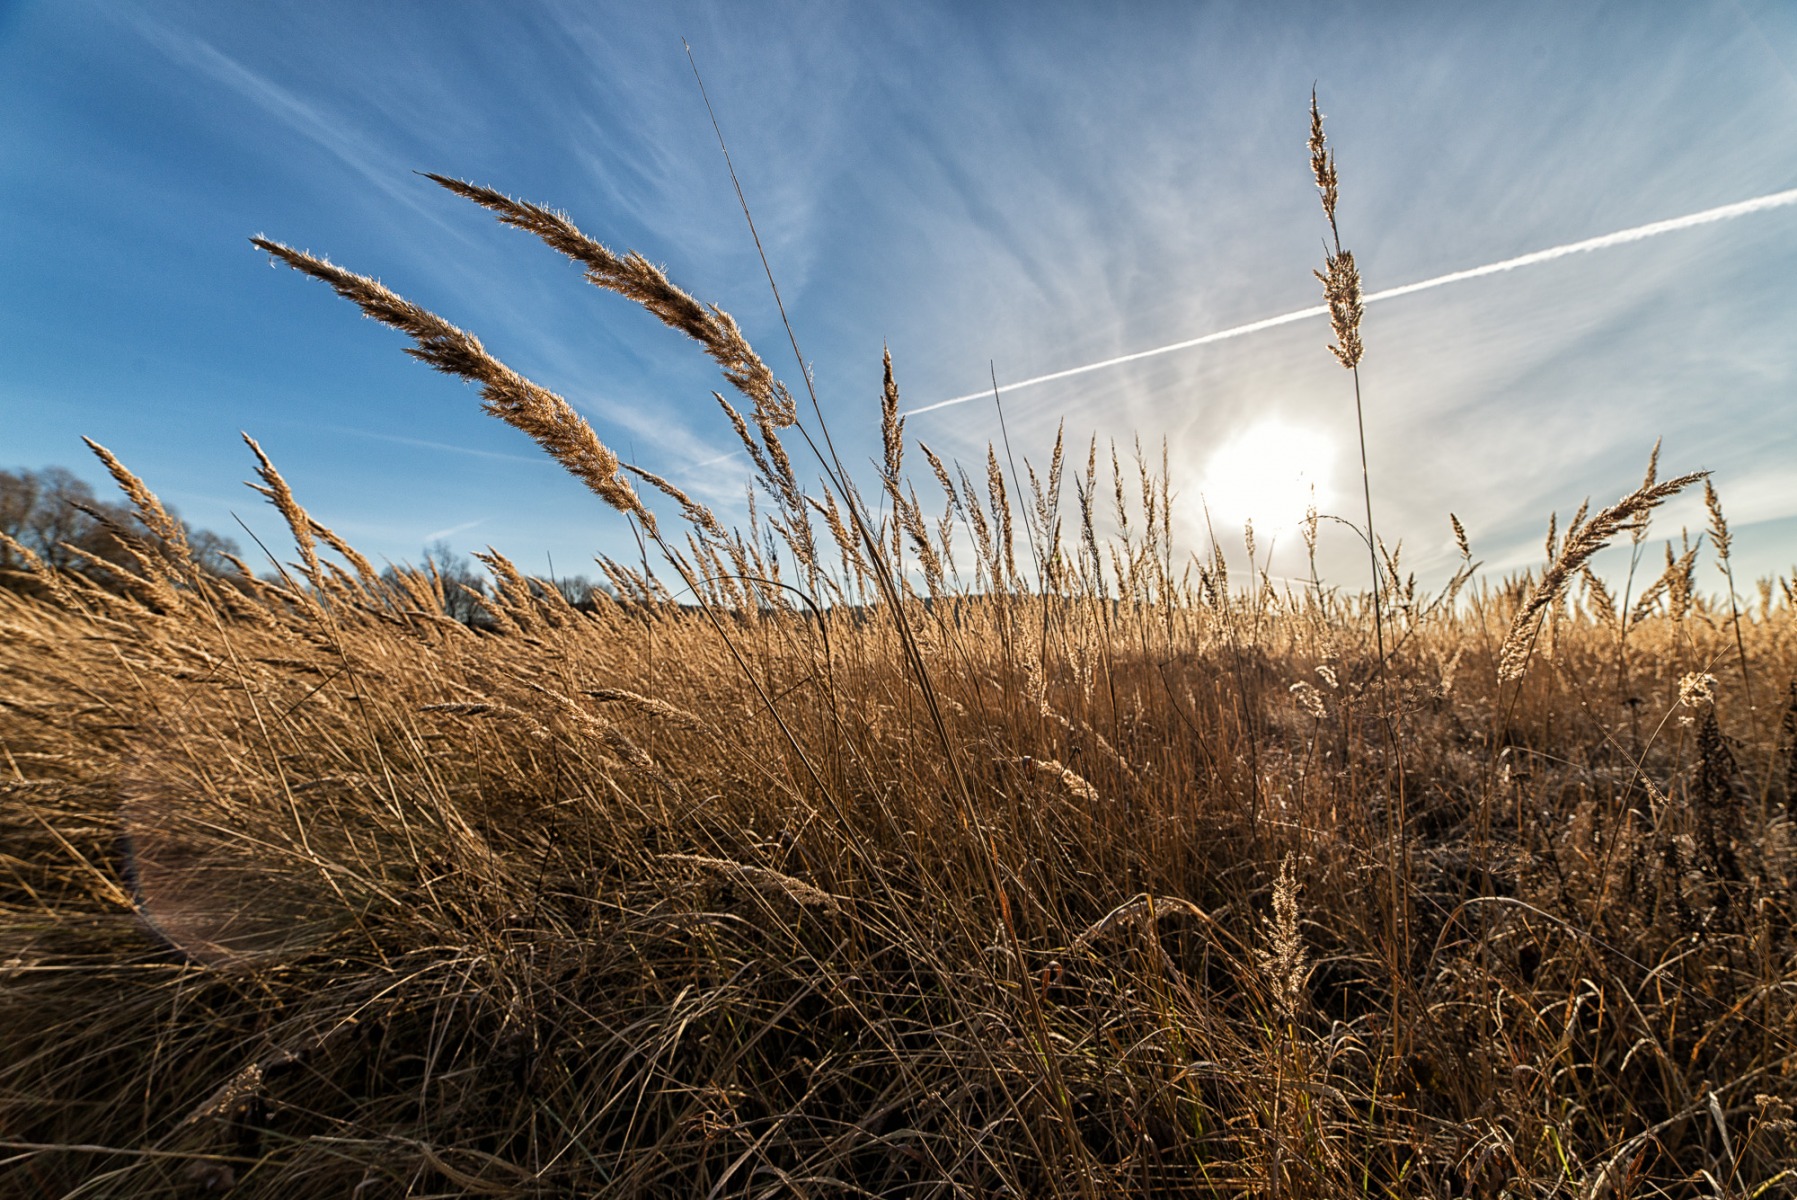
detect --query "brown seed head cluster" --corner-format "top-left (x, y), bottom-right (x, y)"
top-left (249, 238), bottom-right (647, 523)
top-left (1309, 90), bottom-right (1339, 229)
top-left (1316, 249), bottom-right (1365, 370)
top-left (1308, 92), bottom-right (1363, 370)
top-left (1679, 671), bottom-right (1718, 709)
top-left (1497, 459), bottom-right (1708, 681)
top-left (422, 175), bottom-right (797, 432)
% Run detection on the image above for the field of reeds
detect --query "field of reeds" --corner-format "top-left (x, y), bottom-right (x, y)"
top-left (2, 100), bottom-right (1795, 1199)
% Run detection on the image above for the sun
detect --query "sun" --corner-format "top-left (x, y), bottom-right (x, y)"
top-left (1194, 419), bottom-right (1336, 539)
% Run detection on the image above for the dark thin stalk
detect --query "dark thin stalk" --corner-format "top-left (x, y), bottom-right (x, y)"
top-left (988, 364), bottom-right (1052, 668)
top-left (683, 44), bottom-right (1094, 1193)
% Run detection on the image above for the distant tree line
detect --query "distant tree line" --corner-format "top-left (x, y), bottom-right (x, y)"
top-left (0, 465), bottom-right (240, 592)
top-left (385, 540), bottom-right (604, 625)
top-left (1, 465), bottom-right (602, 625)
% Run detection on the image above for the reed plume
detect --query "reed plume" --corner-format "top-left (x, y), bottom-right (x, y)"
top-left (249, 239), bottom-right (646, 522)
top-left (422, 174), bottom-right (797, 431)
top-left (1309, 90), bottom-right (1383, 691)
top-left (1497, 461), bottom-right (1707, 680)
top-left (242, 433), bottom-right (322, 589)
top-left (1310, 92), bottom-right (1363, 371)
top-left (1707, 478), bottom-right (1755, 706)
top-left (1257, 852), bottom-right (1309, 1023)
top-left (82, 438), bottom-right (191, 563)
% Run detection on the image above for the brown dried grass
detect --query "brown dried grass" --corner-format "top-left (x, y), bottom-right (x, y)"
top-left (1, 95), bottom-right (1792, 1200)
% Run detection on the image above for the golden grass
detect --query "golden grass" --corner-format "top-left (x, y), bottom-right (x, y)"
top-left (2, 96), bottom-right (1794, 1200)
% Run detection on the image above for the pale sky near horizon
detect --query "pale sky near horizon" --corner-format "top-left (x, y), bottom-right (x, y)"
top-left (3, 1), bottom-right (1794, 593)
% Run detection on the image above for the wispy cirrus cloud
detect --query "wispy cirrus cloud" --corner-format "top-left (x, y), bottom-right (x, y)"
top-left (121, 13), bottom-right (465, 236)
top-left (7, 1), bottom-right (1792, 585)
top-left (906, 187), bottom-right (1797, 417)
top-left (305, 424), bottom-right (551, 466)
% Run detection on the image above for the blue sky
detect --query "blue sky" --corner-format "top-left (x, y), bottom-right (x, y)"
top-left (3, 1), bottom-right (1794, 592)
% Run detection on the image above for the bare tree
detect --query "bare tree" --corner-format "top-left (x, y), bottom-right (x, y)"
top-left (0, 465), bottom-right (240, 592)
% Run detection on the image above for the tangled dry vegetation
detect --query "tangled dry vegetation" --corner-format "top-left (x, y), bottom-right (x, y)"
top-left (4, 101), bottom-right (1796, 1200)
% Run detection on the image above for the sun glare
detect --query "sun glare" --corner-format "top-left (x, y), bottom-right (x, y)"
top-left (1195, 419), bottom-right (1336, 538)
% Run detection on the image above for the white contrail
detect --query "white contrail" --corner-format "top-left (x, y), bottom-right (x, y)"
top-left (421, 518), bottom-right (487, 543)
top-left (905, 186), bottom-right (1797, 418)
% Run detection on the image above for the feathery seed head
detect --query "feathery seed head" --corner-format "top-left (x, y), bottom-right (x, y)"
top-left (1257, 852), bottom-right (1309, 1022)
top-left (423, 174), bottom-right (797, 430)
top-left (1290, 680), bottom-right (1328, 720)
top-left (880, 347), bottom-right (905, 491)
top-left (251, 238), bottom-right (645, 521)
top-left (1679, 672), bottom-right (1718, 710)
top-left (1308, 90), bottom-right (1339, 227)
top-left (1497, 467), bottom-right (1706, 680)
top-left (1704, 479), bottom-right (1732, 563)
top-left (1315, 250), bottom-right (1365, 369)
top-left (84, 438), bottom-right (190, 557)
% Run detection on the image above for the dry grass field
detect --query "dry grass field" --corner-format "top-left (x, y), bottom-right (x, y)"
top-left (2, 102), bottom-right (1794, 1198)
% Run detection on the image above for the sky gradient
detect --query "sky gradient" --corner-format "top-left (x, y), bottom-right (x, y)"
top-left (3, 1), bottom-right (1794, 592)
